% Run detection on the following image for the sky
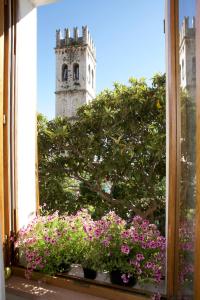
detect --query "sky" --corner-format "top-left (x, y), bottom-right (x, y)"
top-left (179, 0), bottom-right (196, 23)
top-left (37, 0), bottom-right (165, 119)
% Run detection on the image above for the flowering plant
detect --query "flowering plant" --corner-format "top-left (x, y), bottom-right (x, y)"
top-left (81, 211), bottom-right (126, 270)
top-left (17, 209), bottom-right (90, 277)
top-left (179, 218), bottom-right (194, 287)
top-left (16, 209), bottom-right (165, 285)
top-left (89, 214), bottom-right (165, 285)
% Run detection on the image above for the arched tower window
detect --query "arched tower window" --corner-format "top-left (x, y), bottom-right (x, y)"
top-left (88, 65), bottom-right (91, 84)
top-left (192, 57), bottom-right (196, 80)
top-left (73, 63), bottom-right (79, 80)
top-left (92, 70), bottom-right (94, 88)
top-left (62, 64), bottom-right (68, 81)
top-left (182, 59), bottom-right (184, 80)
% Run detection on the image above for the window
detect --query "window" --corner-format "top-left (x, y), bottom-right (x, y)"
top-left (88, 64), bottom-right (90, 83)
top-left (73, 63), bottom-right (79, 80)
top-left (192, 56), bottom-right (196, 80)
top-left (92, 69), bottom-right (94, 88)
top-left (182, 59), bottom-right (184, 80)
top-left (62, 64), bottom-right (68, 81)
top-left (2, 1), bottom-right (200, 299)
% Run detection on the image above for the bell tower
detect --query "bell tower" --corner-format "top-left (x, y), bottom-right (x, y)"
top-left (55, 26), bottom-right (96, 118)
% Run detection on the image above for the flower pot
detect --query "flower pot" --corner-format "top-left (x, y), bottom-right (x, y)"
top-left (57, 262), bottom-right (71, 273)
top-left (83, 267), bottom-right (97, 280)
top-left (109, 270), bottom-right (137, 287)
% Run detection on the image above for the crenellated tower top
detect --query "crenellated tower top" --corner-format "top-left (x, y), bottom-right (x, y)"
top-left (179, 16), bottom-right (195, 44)
top-left (56, 26), bottom-right (96, 59)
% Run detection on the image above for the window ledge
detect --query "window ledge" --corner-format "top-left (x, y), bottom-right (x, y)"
top-left (6, 275), bottom-right (106, 300)
top-left (6, 267), bottom-right (151, 300)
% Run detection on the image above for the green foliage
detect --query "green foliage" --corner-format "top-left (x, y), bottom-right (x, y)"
top-left (38, 114), bottom-right (80, 214)
top-left (38, 74), bottom-right (166, 222)
top-left (17, 210), bottom-right (165, 284)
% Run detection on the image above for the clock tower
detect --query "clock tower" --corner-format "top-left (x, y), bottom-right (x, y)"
top-left (55, 26), bottom-right (96, 118)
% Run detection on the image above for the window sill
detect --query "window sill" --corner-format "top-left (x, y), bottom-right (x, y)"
top-left (6, 275), bottom-right (106, 300)
top-left (7, 267), bottom-right (152, 300)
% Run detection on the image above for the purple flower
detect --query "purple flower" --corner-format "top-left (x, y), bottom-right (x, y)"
top-left (121, 230), bottom-right (130, 238)
top-left (136, 253), bottom-right (144, 261)
top-left (121, 244), bottom-right (130, 255)
top-left (130, 259), bottom-right (140, 268)
top-left (132, 216), bottom-right (143, 223)
top-left (146, 262), bottom-right (153, 269)
top-left (102, 239), bottom-right (110, 247)
top-left (152, 293), bottom-right (161, 300)
top-left (132, 233), bottom-right (139, 242)
top-left (94, 229), bottom-right (101, 238)
top-left (121, 274), bottom-right (129, 283)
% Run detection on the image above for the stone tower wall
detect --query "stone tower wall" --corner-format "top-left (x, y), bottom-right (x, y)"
top-left (179, 17), bottom-right (196, 97)
top-left (55, 26), bottom-right (96, 118)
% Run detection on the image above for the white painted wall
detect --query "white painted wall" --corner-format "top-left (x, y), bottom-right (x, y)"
top-left (14, 0), bottom-right (59, 229)
top-left (31, 0), bottom-right (57, 6)
top-left (86, 47), bottom-right (96, 99)
top-left (15, 0), bottom-right (37, 229)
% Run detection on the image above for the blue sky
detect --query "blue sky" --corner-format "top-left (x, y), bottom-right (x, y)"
top-left (179, 0), bottom-right (195, 23)
top-left (37, 0), bottom-right (165, 119)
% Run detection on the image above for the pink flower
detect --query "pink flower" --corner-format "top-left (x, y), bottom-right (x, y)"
top-left (136, 253), bottom-right (144, 261)
top-left (132, 233), bottom-right (139, 242)
top-left (146, 262), bottom-right (153, 269)
top-left (121, 230), bottom-right (130, 238)
top-left (130, 260), bottom-right (140, 268)
top-left (121, 244), bottom-right (130, 255)
top-left (121, 274), bottom-right (129, 283)
top-left (132, 216), bottom-right (143, 223)
top-left (152, 293), bottom-right (161, 300)
top-left (102, 239), bottom-right (110, 247)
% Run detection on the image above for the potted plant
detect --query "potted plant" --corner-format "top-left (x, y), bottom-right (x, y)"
top-left (16, 210), bottom-right (74, 278)
top-left (81, 211), bottom-right (126, 282)
top-left (73, 210), bottom-right (98, 279)
top-left (92, 213), bottom-right (165, 287)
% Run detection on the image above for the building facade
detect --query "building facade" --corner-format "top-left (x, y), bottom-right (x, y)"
top-left (55, 26), bottom-right (96, 118)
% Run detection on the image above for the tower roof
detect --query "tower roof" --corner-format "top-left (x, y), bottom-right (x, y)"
top-left (55, 26), bottom-right (96, 58)
top-left (179, 16), bottom-right (195, 46)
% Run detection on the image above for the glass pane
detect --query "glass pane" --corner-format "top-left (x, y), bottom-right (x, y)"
top-left (18, 1), bottom-right (166, 297)
top-left (178, 0), bottom-right (196, 297)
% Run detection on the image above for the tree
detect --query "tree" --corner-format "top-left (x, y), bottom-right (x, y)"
top-left (37, 114), bottom-right (80, 213)
top-left (38, 74), bottom-right (166, 222)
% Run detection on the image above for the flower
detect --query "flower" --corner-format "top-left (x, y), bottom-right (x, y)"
top-left (121, 274), bottom-right (129, 283)
top-left (121, 244), bottom-right (130, 255)
top-left (102, 239), bottom-right (110, 247)
top-left (136, 253), bottom-right (144, 261)
top-left (16, 210), bottom-right (165, 287)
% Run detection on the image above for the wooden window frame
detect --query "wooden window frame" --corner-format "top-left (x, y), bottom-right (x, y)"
top-left (195, 0), bottom-right (200, 298)
top-left (1, 0), bottom-right (200, 298)
top-left (0, 0), bottom-right (16, 241)
top-left (166, 0), bottom-right (200, 299)
top-left (165, 0), bottom-right (179, 297)
top-left (0, 0), bottom-right (5, 241)
top-left (0, 0), bottom-right (17, 270)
